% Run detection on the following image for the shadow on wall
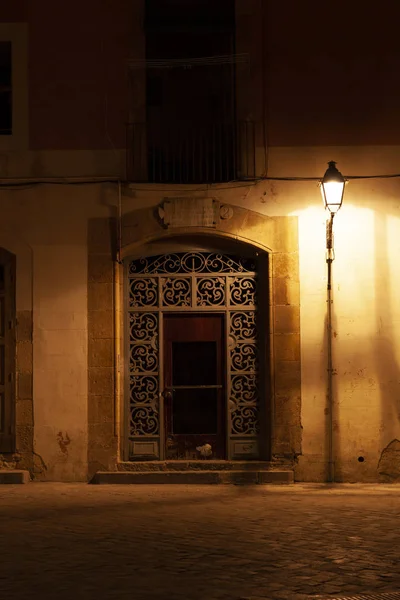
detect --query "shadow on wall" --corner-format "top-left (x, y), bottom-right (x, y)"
top-left (323, 305), bottom-right (342, 484)
top-left (332, 209), bottom-right (400, 482)
top-left (374, 212), bottom-right (400, 482)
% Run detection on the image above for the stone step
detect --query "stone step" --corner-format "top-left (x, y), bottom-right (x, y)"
top-left (0, 470), bottom-right (30, 484)
top-left (91, 470), bottom-right (294, 485)
top-left (117, 460), bottom-right (290, 472)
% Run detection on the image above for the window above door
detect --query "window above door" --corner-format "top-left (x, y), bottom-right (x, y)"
top-left (0, 23), bottom-right (28, 151)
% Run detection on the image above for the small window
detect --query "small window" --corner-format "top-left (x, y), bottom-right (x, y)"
top-left (0, 42), bottom-right (12, 135)
top-left (147, 75), bottom-right (163, 107)
top-left (145, 0), bottom-right (235, 30)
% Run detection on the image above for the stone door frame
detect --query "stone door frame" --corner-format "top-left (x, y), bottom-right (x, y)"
top-left (87, 204), bottom-right (301, 476)
top-left (123, 242), bottom-right (268, 462)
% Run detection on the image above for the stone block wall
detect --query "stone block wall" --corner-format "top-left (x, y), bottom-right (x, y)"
top-left (271, 253), bottom-right (301, 459)
top-left (15, 309), bottom-right (33, 472)
top-left (87, 218), bottom-right (118, 479)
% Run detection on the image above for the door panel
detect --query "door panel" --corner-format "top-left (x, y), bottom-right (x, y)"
top-left (164, 314), bottom-right (225, 459)
top-left (172, 341), bottom-right (217, 386)
top-left (172, 389), bottom-right (218, 434)
top-left (0, 253), bottom-right (15, 453)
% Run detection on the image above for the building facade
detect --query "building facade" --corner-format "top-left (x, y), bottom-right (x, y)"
top-left (1, 0), bottom-right (400, 482)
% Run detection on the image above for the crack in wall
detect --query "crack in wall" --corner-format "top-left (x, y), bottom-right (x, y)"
top-left (377, 439), bottom-right (400, 482)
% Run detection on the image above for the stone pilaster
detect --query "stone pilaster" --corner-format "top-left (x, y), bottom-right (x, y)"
top-left (87, 218), bottom-right (118, 479)
top-left (15, 310), bottom-right (34, 473)
top-left (270, 248), bottom-right (301, 459)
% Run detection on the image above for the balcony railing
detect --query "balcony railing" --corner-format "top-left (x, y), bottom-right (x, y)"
top-left (126, 121), bottom-right (258, 184)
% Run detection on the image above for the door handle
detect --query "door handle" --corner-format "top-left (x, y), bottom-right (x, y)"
top-left (162, 389), bottom-right (174, 401)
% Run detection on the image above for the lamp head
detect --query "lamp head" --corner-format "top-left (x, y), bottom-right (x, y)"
top-left (321, 161), bottom-right (345, 214)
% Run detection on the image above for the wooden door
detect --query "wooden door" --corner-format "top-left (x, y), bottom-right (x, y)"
top-left (0, 250), bottom-right (15, 453)
top-left (163, 314), bottom-right (225, 460)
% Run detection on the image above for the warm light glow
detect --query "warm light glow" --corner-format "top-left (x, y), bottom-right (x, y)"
top-left (320, 181), bottom-right (344, 213)
top-left (321, 161), bottom-right (345, 213)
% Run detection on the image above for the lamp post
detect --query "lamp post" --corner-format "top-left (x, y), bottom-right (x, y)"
top-left (320, 161), bottom-right (345, 483)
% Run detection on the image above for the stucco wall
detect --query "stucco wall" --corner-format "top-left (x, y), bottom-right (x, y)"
top-left (0, 184), bottom-right (112, 480)
top-left (118, 145), bottom-right (400, 482)
top-left (1, 0), bottom-right (400, 482)
top-left (3, 1), bottom-right (400, 178)
top-left (1, 146), bottom-right (400, 481)
top-left (241, 147), bottom-right (400, 482)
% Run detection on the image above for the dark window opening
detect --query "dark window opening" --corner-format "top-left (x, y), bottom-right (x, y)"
top-left (128, 0), bottom-right (240, 183)
top-left (145, 0), bottom-right (235, 32)
top-left (147, 74), bottom-right (163, 107)
top-left (0, 42), bottom-right (12, 135)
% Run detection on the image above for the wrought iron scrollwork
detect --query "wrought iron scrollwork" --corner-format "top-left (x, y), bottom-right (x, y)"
top-left (162, 277), bottom-right (191, 306)
top-left (130, 407), bottom-right (159, 436)
top-left (231, 405), bottom-right (259, 435)
top-left (230, 374), bottom-right (258, 404)
top-left (129, 312), bottom-right (160, 436)
top-left (229, 307), bottom-right (259, 435)
top-left (230, 374), bottom-right (259, 435)
top-left (130, 344), bottom-right (158, 373)
top-left (128, 251), bottom-right (260, 447)
top-left (129, 252), bottom-right (256, 275)
top-left (231, 344), bottom-right (258, 371)
top-left (197, 277), bottom-right (225, 306)
top-left (230, 311), bottom-right (257, 339)
top-left (229, 277), bottom-right (257, 306)
top-left (129, 278), bottom-right (158, 307)
top-left (130, 312), bottom-right (158, 342)
top-left (130, 375), bottom-right (158, 406)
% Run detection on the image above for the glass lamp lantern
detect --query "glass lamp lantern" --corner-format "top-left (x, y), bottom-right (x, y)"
top-left (321, 161), bottom-right (345, 213)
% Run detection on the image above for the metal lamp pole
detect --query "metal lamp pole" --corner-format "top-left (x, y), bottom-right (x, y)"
top-left (320, 161), bottom-right (345, 483)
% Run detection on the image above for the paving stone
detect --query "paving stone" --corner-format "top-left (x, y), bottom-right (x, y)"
top-left (0, 484), bottom-right (399, 599)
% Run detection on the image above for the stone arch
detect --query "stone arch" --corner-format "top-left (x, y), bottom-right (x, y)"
top-left (120, 204), bottom-right (295, 257)
top-left (121, 204), bottom-right (301, 461)
top-left (87, 203), bottom-right (301, 474)
top-left (121, 228), bottom-right (273, 259)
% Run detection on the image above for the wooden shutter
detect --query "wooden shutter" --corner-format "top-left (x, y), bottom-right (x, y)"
top-left (0, 250), bottom-right (16, 453)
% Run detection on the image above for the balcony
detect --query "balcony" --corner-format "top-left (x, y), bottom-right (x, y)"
top-left (126, 121), bottom-right (258, 184)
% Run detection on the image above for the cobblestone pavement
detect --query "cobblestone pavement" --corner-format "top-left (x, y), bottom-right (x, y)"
top-left (0, 483), bottom-right (400, 600)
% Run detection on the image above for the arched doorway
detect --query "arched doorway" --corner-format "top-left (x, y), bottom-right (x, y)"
top-left (124, 238), bottom-right (269, 461)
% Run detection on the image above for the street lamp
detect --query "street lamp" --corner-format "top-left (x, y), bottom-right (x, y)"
top-left (321, 160), bottom-right (345, 214)
top-left (320, 161), bottom-right (345, 484)
top-left (320, 160), bottom-right (346, 273)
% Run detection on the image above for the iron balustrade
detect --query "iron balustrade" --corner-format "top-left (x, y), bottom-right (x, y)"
top-left (126, 121), bottom-right (257, 184)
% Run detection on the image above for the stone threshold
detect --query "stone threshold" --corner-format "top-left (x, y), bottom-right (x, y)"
top-left (0, 470), bottom-right (30, 484)
top-left (117, 460), bottom-right (293, 472)
top-left (313, 593), bottom-right (400, 599)
top-left (90, 469), bottom-right (294, 485)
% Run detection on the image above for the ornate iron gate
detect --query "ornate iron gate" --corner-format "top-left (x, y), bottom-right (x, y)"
top-left (126, 251), bottom-right (261, 460)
